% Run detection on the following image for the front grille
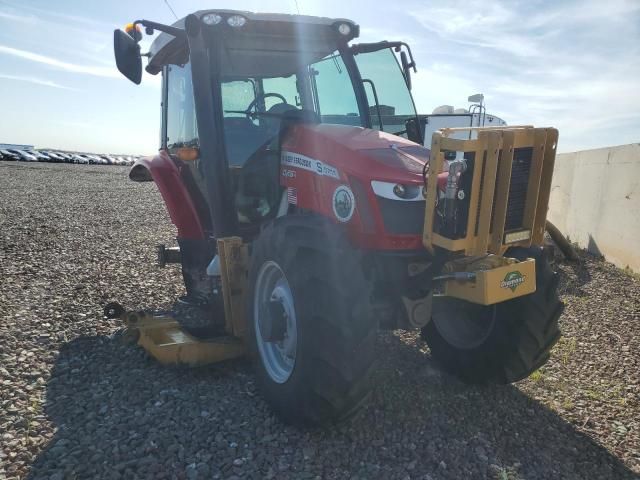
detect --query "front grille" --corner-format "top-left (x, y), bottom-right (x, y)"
top-left (505, 147), bottom-right (532, 230)
top-left (471, 146), bottom-right (531, 235)
top-left (377, 197), bottom-right (425, 235)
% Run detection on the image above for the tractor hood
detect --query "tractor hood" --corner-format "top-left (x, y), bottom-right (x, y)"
top-left (282, 124), bottom-right (430, 185)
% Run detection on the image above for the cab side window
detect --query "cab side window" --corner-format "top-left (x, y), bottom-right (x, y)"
top-left (355, 49), bottom-right (418, 136)
top-left (166, 63), bottom-right (198, 148)
top-left (310, 53), bottom-right (361, 126)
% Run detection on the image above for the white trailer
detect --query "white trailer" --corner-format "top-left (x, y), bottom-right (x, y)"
top-left (419, 94), bottom-right (507, 145)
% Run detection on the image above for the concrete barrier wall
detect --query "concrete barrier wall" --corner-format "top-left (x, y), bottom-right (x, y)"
top-left (548, 143), bottom-right (640, 272)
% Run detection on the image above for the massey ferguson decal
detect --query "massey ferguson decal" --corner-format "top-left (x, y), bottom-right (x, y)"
top-left (501, 271), bottom-right (526, 292)
top-left (281, 151), bottom-right (340, 179)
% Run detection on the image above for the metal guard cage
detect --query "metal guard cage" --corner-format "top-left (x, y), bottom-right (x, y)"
top-left (423, 126), bottom-right (559, 256)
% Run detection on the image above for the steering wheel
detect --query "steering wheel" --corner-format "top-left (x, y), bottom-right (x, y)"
top-left (244, 92), bottom-right (287, 119)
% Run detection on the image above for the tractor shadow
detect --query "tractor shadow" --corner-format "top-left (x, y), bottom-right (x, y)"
top-left (30, 331), bottom-right (637, 479)
top-left (553, 249), bottom-right (596, 299)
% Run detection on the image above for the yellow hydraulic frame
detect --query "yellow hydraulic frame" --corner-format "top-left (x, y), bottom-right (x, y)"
top-left (423, 126), bottom-right (559, 256)
top-left (423, 126), bottom-right (559, 305)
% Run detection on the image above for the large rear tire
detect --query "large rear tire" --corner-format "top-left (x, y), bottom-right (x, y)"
top-left (421, 247), bottom-right (563, 383)
top-left (246, 215), bottom-right (376, 425)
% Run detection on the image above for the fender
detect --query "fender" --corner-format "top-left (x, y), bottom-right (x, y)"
top-left (129, 151), bottom-right (205, 240)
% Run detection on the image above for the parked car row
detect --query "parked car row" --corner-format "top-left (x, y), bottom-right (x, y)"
top-left (0, 148), bottom-right (141, 166)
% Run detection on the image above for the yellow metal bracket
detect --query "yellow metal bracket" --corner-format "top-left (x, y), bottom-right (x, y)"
top-left (102, 237), bottom-right (250, 367)
top-left (104, 304), bottom-right (245, 366)
top-left (217, 237), bottom-right (249, 338)
top-left (439, 256), bottom-right (536, 305)
top-left (423, 126), bottom-right (559, 257)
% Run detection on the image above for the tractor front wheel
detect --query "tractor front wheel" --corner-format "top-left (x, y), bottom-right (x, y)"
top-left (421, 247), bottom-right (563, 383)
top-left (246, 215), bottom-right (376, 425)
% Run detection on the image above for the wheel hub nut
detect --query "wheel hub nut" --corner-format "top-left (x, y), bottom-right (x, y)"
top-left (261, 299), bottom-right (287, 342)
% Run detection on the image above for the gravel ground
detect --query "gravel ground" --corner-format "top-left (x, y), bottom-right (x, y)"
top-left (0, 161), bottom-right (638, 480)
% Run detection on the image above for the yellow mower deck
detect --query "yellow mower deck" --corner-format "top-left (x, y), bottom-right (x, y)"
top-left (103, 237), bottom-right (249, 367)
top-left (105, 307), bottom-right (245, 366)
top-left (134, 316), bottom-right (244, 366)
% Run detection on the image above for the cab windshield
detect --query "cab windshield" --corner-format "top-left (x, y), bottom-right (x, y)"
top-left (219, 48), bottom-right (417, 167)
top-left (220, 51), bottom-right (358, 167)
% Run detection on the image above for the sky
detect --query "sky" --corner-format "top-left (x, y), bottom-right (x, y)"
top-left (0, 0), bottom-right (638, 154)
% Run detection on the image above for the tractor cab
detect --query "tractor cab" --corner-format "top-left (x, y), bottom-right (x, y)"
top-left (116, 11), bottom-right (420, 235)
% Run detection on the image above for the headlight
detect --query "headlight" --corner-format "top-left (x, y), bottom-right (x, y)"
top-left (337, 23), bottom-right (351, 35)
top-left (202, 13), bottom-right (222, 25)
top-left (227, 15), bottom-right (247, 27)
top-left (393, 184), bottom-right (406, 198)
top-left (371, 181), bottom-right (423, 201)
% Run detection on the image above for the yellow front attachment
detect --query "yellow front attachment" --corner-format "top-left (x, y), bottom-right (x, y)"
top-left (423, 126), bottom-right (559, 256)
top-left (443, 258), bottom-right (536, 305)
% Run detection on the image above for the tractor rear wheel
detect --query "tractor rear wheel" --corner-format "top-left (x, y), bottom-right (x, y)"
top-left (246, 215), bottom-right (376, 425)
top-left (421, 247), bottom-right (563, 383)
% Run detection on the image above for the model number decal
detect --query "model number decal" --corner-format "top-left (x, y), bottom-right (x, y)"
top-left (281, 151), bottom-right (340, 179)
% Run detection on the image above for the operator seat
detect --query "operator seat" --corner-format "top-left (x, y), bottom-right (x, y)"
top-left (223, 117), bottom-right (271, 167)
top-left (277, 108), bottom-right (320, 147)
top-left (262, 102), bottom-right (299, 139)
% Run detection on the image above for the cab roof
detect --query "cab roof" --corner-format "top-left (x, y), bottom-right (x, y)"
top-left (146, 9), bottom-right (359, 76)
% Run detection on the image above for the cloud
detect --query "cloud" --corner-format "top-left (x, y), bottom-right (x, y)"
top-left (403, 0), bottom-right (640, 151)
top-left (0, 1), bottom-right (117, 29)
top-left (0, 10), bottom-right (37, 24)
top-left (0, 73), bottom-right (76, 90)
top-left (0, 44), bottom-right (118, 78)
top-left (59, 120), bottom-right (93, 129)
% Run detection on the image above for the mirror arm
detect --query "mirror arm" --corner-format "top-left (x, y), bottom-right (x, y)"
top-left (393, 43), bottom-right (417, 72)
top-left (350, 41), bottom-right (417, 72)
top-left (132, 19), bottom-right (186, 40)
top-left (350, 41), bottom-right (399, 55)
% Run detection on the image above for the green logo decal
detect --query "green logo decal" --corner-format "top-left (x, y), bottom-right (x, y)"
top-left (332, 185), bottom-right (355, 223)
top-left (501, 271), bottom-right (525, 292)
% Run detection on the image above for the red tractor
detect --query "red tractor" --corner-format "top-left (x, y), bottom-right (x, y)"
top-left (111, 10), bottom-right (562, 425)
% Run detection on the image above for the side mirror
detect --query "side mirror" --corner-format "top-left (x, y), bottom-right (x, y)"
top-left (114, 29), bottom-right (142, 85)
top-left (400, 51), bottom-right (412, 90)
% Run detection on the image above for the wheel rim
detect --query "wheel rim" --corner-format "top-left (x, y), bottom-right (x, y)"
top-left (254, 261), bottom-right (297, 383)
top-left (432, 298), bottom-right (496, 350)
